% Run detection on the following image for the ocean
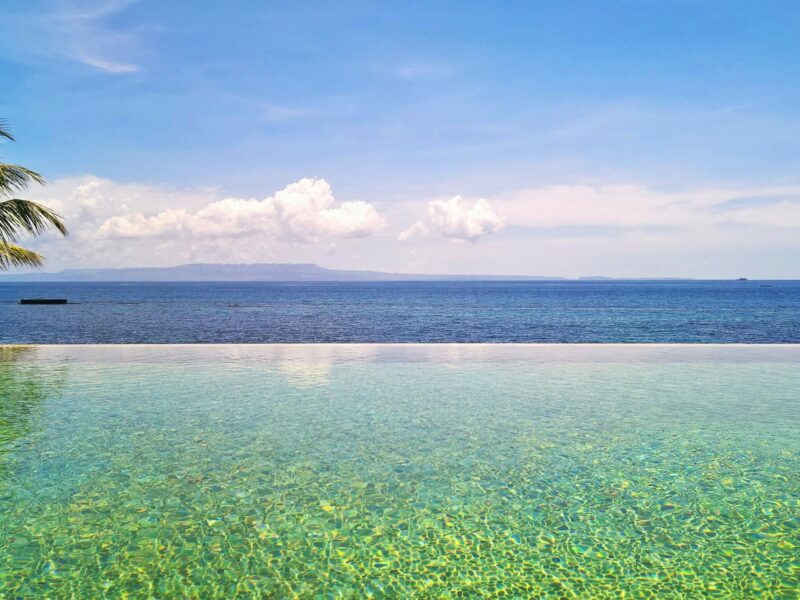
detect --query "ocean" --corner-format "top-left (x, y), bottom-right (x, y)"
top-left (1, 280), bottom-right (798, 343)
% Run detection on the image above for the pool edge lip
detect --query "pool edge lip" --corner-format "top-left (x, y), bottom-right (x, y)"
top-left (3, 342), bottom-right (800, 348)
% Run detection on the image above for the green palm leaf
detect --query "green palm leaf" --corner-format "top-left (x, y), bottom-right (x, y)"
top-left (0, 241), bottom-right (45, 269)
top-left (0, 119), bottom-right (68, 270)
top-left (0, 120), bottom-right (14, 142)
top-left (0, 164), bottom-right (46, 195)
top-left (0, 199), bottom-right (68, 242)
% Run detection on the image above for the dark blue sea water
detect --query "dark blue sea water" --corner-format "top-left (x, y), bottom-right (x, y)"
top-left (0, 280), bottom-right (798, 343)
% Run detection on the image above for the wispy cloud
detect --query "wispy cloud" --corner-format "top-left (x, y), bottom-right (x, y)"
top-left (397, 221), bottom-right (428, 242)
top-left (493, 183), bottom-right (800, 230)
top-left (2, 0), bottom-right (144, 73)
top-left (380, 62), bottom-right (453, 81)
top-left (397, 63), bottom-right (451, 80)
top-left (260, 103), bottom-right (314, 123)
top-left (75, 52), bottom-right (139, 74)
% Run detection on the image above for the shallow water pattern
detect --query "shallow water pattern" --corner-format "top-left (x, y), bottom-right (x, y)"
top-left (1, 345), bottom-right (799, 598)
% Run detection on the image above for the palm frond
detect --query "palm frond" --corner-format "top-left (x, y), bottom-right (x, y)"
top-left (0, 164), bottom-right (45, 195)
top-left (0, 120), bottom-right (13, 142)
top-left (0, 199), bottom-right (68, 243)
top-left (0, 120), bottom-right (66, 271)
top-left (0, 241), bottom-right (45, 270)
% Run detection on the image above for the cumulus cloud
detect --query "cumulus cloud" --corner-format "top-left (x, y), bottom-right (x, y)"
top-left (401, 196), bottom-right (504, 242)
top-left (16, 175), bottom-right (386, 271)
top-left (398, 196), bottom-right (504, 242)
top-left (97, 178), bottom-right (386, 242)
top-left (428, 197), bottom-right (504, 241)
top-left (18, 174), bottom-right (800, 278)
top-left (31, 175), bottom-right (222, 231)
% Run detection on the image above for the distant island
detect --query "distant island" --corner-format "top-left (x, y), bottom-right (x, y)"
top-left (0, 263), bottom-right (709, 282)
top-left (0, 263), bottom-right (568, 282)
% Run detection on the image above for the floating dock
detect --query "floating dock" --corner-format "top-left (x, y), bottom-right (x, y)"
top-left (19, 299), bottom-right (68, 305)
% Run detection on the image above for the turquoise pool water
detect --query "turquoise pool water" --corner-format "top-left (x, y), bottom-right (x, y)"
top-left (1, 345), bottom-right (798, 597)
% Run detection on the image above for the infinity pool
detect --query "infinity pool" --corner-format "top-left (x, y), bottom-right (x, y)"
top-left (1, 345), bottom-right (798, 597)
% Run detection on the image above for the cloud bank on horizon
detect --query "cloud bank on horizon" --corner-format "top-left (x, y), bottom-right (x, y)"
top-left (21, 174), bottom-right (800, 278)
top-left (2, 0), bottom-right (800, 277)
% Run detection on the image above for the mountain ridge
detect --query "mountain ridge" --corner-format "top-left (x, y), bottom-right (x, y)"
top-left (0, 263), bottom-right (566, 282)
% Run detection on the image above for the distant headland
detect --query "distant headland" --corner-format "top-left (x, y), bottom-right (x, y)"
top-left (0, 263), bottom-right (565, 282)
top-left (0, 263), bottom-right (708, 282)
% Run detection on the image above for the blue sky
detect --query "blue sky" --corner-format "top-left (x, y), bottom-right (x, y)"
top-left (2, 0), bottom-right (799, 277)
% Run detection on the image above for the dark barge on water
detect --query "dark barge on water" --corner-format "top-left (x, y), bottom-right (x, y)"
top-left (19, 298), bottom-right (68, 305)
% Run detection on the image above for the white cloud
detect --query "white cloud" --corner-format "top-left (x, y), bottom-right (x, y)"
top-left (15, 175), bottom-right (387, 271)
top-left (426, 196), bottom-right (505, 241)
top-left (96, 178), bottom-right (386, 242)
top-left (398, 196), bottom-right (505, 243)
top-left (76, 52), bottom-right (138, 74)
top-left (397, 221), bottom-right (428, 241)
top-left (1, 0), bottom-right (144, 73)
top-left (493, 183), bottom-right (800, 229)
top-left (36, 175), bottom-right (221, 227)
top-left (16, 174), bottom-right (800, 278)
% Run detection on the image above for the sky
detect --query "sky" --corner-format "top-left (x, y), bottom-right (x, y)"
top-left (1, 0), bottom-right (799, 278)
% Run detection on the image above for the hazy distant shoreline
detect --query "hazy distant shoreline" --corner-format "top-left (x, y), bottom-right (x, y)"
top-left (0, 262), bottom-right (705, 282)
